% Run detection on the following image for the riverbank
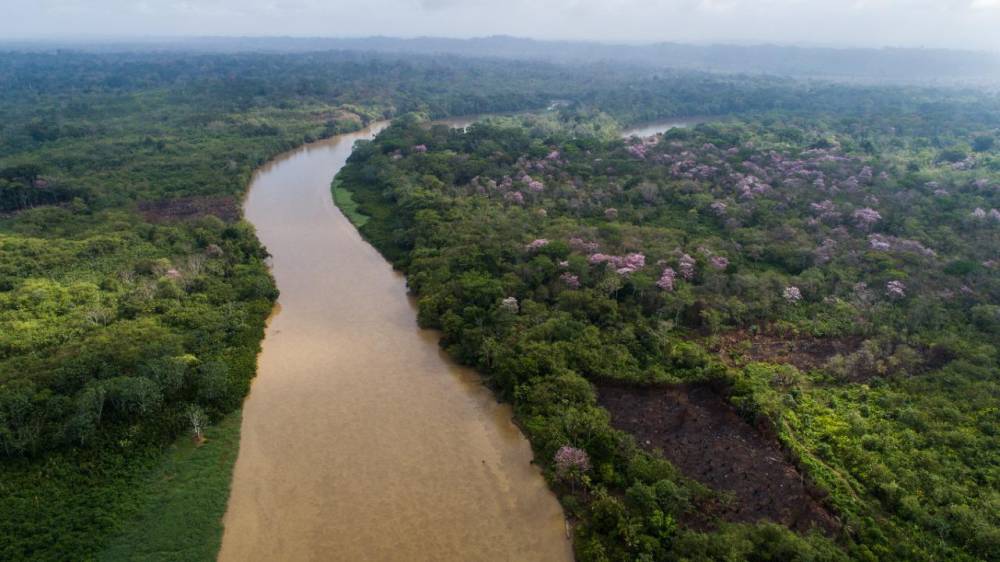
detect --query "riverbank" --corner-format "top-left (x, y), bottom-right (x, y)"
top-left (97, 411), bottom-right (243, 561)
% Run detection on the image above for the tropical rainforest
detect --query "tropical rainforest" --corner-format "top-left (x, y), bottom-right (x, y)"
top-left (1, 47), bottom-right (998, 561)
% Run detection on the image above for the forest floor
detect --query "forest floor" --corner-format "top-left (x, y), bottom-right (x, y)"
top-left (597, 382), bottom-right (841, 535)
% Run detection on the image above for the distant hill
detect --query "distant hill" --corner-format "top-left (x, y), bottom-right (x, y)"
top-left (5, 35), bottom-right (1000, 85)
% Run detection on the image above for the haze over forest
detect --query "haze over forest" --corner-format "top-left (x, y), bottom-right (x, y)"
top-left (5, 0), bottom-right (1000, 52)
top-left (5, 1), bottom-right (1000, 85)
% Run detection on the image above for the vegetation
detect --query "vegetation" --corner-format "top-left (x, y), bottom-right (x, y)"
top-left (2, 47), bottom-right (998, 560)
top-left (336, 99), bottom-right (999, 560)
top-left (332, 179), bottom-right (369, 228)
top-left (0, 50), bottom-right (587, 559)
top-left (97, 411), bottom-right (243, 562)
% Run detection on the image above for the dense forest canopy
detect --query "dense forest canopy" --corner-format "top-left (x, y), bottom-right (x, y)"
top-left (0, 47), bottom-right (998, 560)
top-left (336, 103), bottom-right (999, 558)
top-left (5, 36), bottom-right (1000, 84)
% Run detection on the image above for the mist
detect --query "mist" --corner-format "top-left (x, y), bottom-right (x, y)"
top-left (5, 0), bottom-right (1000, 52)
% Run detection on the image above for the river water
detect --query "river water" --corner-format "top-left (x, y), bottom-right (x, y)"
top-left (219, 122), bottom-right (571, 561)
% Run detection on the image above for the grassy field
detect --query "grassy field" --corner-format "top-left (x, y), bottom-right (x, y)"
top-left (332, 178), bottom-right (370, 227)
top-left (98, 412), bottom-right (244, 562)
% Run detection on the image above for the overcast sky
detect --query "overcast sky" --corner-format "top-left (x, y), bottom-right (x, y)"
top-left (4, 0), bottom-right (1000, 52)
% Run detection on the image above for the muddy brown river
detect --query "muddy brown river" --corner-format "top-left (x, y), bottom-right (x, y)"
top-left (219, 122), bottom-right (571, 561)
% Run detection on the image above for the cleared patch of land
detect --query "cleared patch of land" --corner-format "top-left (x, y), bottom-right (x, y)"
top-left (138, 195), bottom-right (240, 223)
top-left (706, 329), bottom-right (863, 373)
top-left (597, 382), bottom-right (840, 535)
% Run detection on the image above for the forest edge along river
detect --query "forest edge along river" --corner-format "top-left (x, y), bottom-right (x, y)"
top-left (219, 121), bottom-right (572, 561)
top-left (219, 113), bottom-right (705, 560)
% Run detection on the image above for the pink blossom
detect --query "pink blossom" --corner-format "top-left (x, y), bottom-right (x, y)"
top-left (869, 234), bottom-right (935, 257)
top-left (626, 143), bottom-right (648, 159)
top-left (859, 166), bottom-right (873, 183)
top-left (413, 144), bottom-right (427, 153)
top-left (506, 191), bottom-right (524, 205)
top-left (853, 207), bottom-right (882, 228)
top-left (526, 239), bottom-right (549, 251)
top-left (591, 252), bottom-right (645, 275)
top-left (783, 286), bottom-right (802, 303)
top-left (710, 200), bottom-right (728, 215)
top-left (559, 272), bottom-right (581, 289)
top-left (814, 239), bottom-right (837, 264)
top-left (569, 237), bottom-right (600, 253)
top-left (869, 235), bottom-right (891, 251)
top-left (886, 280), bottom-right (906, 299)
top-left (657, 267), bottom-right (676, 291)
top-left (971, 207), bottom-right (987, 219)
top-left (709, 256), bottom-right (729, 270)
top-left (546, 150), bottom-right (561, 160)
top-left (553, 445), bottom-right (591, 477)
top-left (616, 253), bottom-right (646, 275)
top-left (527, 179), bottom-right (545, 192)
top-left (678, 254), bottom-right (696, 280)
top-left (811, 200), bottom-right (836, 214)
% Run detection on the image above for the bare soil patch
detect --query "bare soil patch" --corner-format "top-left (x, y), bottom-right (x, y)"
top-left (597, 382), bottom-right (840, 535)
top-left (311, 109), bottom-right (363, 126)
top-left (139, 195), bottom-right (240, 223)
top-left (707, 329), bottom-right (863, 372)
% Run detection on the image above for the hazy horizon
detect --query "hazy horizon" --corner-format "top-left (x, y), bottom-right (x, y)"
top-left (4, 1), bottom-right (1000, 53)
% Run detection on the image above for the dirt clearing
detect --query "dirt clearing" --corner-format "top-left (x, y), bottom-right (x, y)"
top-left (597, 382), bottom-right (840, 535)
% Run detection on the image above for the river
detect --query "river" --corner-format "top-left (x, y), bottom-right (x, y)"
top-left (219, 122), bottom-right (572, 561)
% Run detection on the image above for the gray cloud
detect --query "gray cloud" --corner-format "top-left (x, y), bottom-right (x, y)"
top-left (3, 0), bottom-right (999, 51)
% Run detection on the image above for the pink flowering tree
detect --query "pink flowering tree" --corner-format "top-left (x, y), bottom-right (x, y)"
top-left (560, 272), bottom-right (581, 289)
top-left (526, 238), bottom-right (549, 252)
top-left (657, 267), bottom-right (676, 291)
top-left (678, 254), bottom-right (696, 280)
top-left (590, 252), bottom-right (645, 276)
top-left (553, 445), bottom-right (591, 489)
top-left (853, 207), bottom-right (882, 229)
top-left (709, 256), bottom-right (729, 270)
top-left (783, 286), bottom-right (802, 303)
top-left (885, 280), bottom-right (906, 299)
